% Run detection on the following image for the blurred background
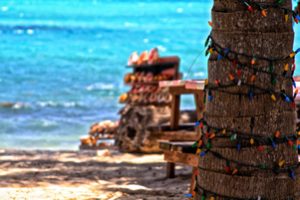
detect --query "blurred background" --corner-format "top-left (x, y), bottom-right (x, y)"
top-left (0, 0), bottom-right (298, 149)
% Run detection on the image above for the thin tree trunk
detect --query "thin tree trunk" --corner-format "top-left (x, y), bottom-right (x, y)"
top-left (196, 0), bottom-right (298, 199)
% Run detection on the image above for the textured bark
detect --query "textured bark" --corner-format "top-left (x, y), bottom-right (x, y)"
top-left (196, 0), bottom-right (298, 199)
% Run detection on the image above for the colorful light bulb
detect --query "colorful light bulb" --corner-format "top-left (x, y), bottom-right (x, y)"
top-left (289, 169), bottom-right (296, 180)
top-left (237, 143), bottom-right (241, 151)
top-left (257, 146), bottom-right (264, 152)
top-left (285, 14), bottom-right (289, 22)
top-left (250, 74), bottom-right (256, 82)
top-left (225, 166), bottom-right (231, 173)
top-left (209, 133), bottom-right (216, 139)
top-left (290, 52), bottom-right (296, 58)
top-left (278, 160), bottom-right (285, 168)
top-left (200, 151), bottom-right (207, 157)
top-left (232, 168), bottom-right (238, 175)
top-left (221, 129), bottom-right (226, 135)
top-left (230, 134), bottom-right (237, 141)
top-left (271, 94), bottom-right (277, 101)
top-left (248, 5), bottom-right (254, 12)
top-left (251, 57), bottom-right (256, 65)
top-left (229, 73), bottom-right (235, 81)
top-left (275, 131), bottom-right (281, 138)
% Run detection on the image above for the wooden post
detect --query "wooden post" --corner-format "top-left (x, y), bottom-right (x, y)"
top-left (190, 167), bottom-right (198, 196)
top-left (170, 94), bottom-right (180, 130)
top-left (166, 162), bottom-right (175, 178)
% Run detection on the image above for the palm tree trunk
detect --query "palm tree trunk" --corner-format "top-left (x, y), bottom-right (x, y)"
top-left (196, 0), bottom-right (298, 199)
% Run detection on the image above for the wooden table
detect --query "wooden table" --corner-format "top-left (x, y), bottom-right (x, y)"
top-left (159, 80), bottom-right (205, 194)
top-left (159, 80), bottom-right (205, 129)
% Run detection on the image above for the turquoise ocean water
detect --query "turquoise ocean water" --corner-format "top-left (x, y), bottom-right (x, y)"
top-left (0, 0), bottom-right (299, 150)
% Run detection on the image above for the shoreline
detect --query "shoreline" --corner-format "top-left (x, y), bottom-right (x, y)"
top-left (0, 148), bottom-right (191, 199)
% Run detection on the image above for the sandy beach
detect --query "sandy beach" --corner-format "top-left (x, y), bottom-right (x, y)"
top-left (0, 149), bottom-right (191, 200)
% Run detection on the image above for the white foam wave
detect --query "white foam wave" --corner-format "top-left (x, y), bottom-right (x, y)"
top-left (12, 103), bottom-right (30, 110)
top-left (143, 38), bottom-right (149, 43)
top-left (1, 6), bottom-right (8, 12)
top-left (26, 29), bottom-right (34, 35)
top-left (36, 101), bottom-right (82, 108)
top-left (86, 83), bottom-right (114, 91)
top-left (176, 8), bottom-right (184, 13)
top-left (15, 29), bottom-right (24, 35)
top-left (157, 45), bottom-right (167, 52)
top-left (124, 22), bottom-right (138, 28)
top-left (40, 119), bottom-right (58, 127)
top-left (193, 72), bottom-right (206, 77)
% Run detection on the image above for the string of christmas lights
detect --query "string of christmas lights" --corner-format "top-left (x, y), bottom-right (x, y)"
top-left (194, 118), bottom-right (299, 152)
top-left (237, 0), bottom-right (300, 22)
top-left (203, 33), bottom-right (300, 107)
top-left (204, 81), bottom-right (297, 107)
top-left (195, 184), bottom-right (296, 200)
top-left (205, 34), bottom-right (300, 62)
top-left (194, 118), bottom-right (299, 149)
top-left (194, 135), bottom-right (299, 179)
top-left (205, 34), bottom-right (299, 81)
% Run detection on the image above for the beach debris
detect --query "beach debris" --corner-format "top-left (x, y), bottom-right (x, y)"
top-left (119, 93), bottom-right (128, 103)
top-left (127, 51), bottom-right (139, 66)
top-left (137, 51), bottom-right (149, 65)
top-left (79, 120), bottom-right (119, 150)
top-left (127, 47), bottom-right (160, 66)
top-left (96, 149), bottom-right (111, 157)
top-left (148, 48), bottom-right (159, 64)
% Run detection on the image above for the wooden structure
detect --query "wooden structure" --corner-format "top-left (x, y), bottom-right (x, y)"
top-left (158, 80), bottom-right (205, 193)
top-left (116, 56), bottom-right (183, 153)
top-left (120, 56), bottom-right (180, 106)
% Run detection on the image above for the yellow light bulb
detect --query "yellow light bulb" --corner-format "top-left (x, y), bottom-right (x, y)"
top-left (285, 14), bottom-right (289, 22)
top-left (290, 52), bottom-right (296, 58)
top-left (284, 64), bottom-right (289, 71)
top-left (222, 129), bottom-right (226, 135)
top-left (271, 94), bottom-right (276, 101)
top-left (205, 79), bottom-right (209, 85)
top-left (279, 160), bottom-right (285, 167)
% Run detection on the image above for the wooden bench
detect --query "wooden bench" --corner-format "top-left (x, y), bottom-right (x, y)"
top-left (147, 123), bottom-right (199, 141)
top-left (159, 141), bottom-right (199, 195)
